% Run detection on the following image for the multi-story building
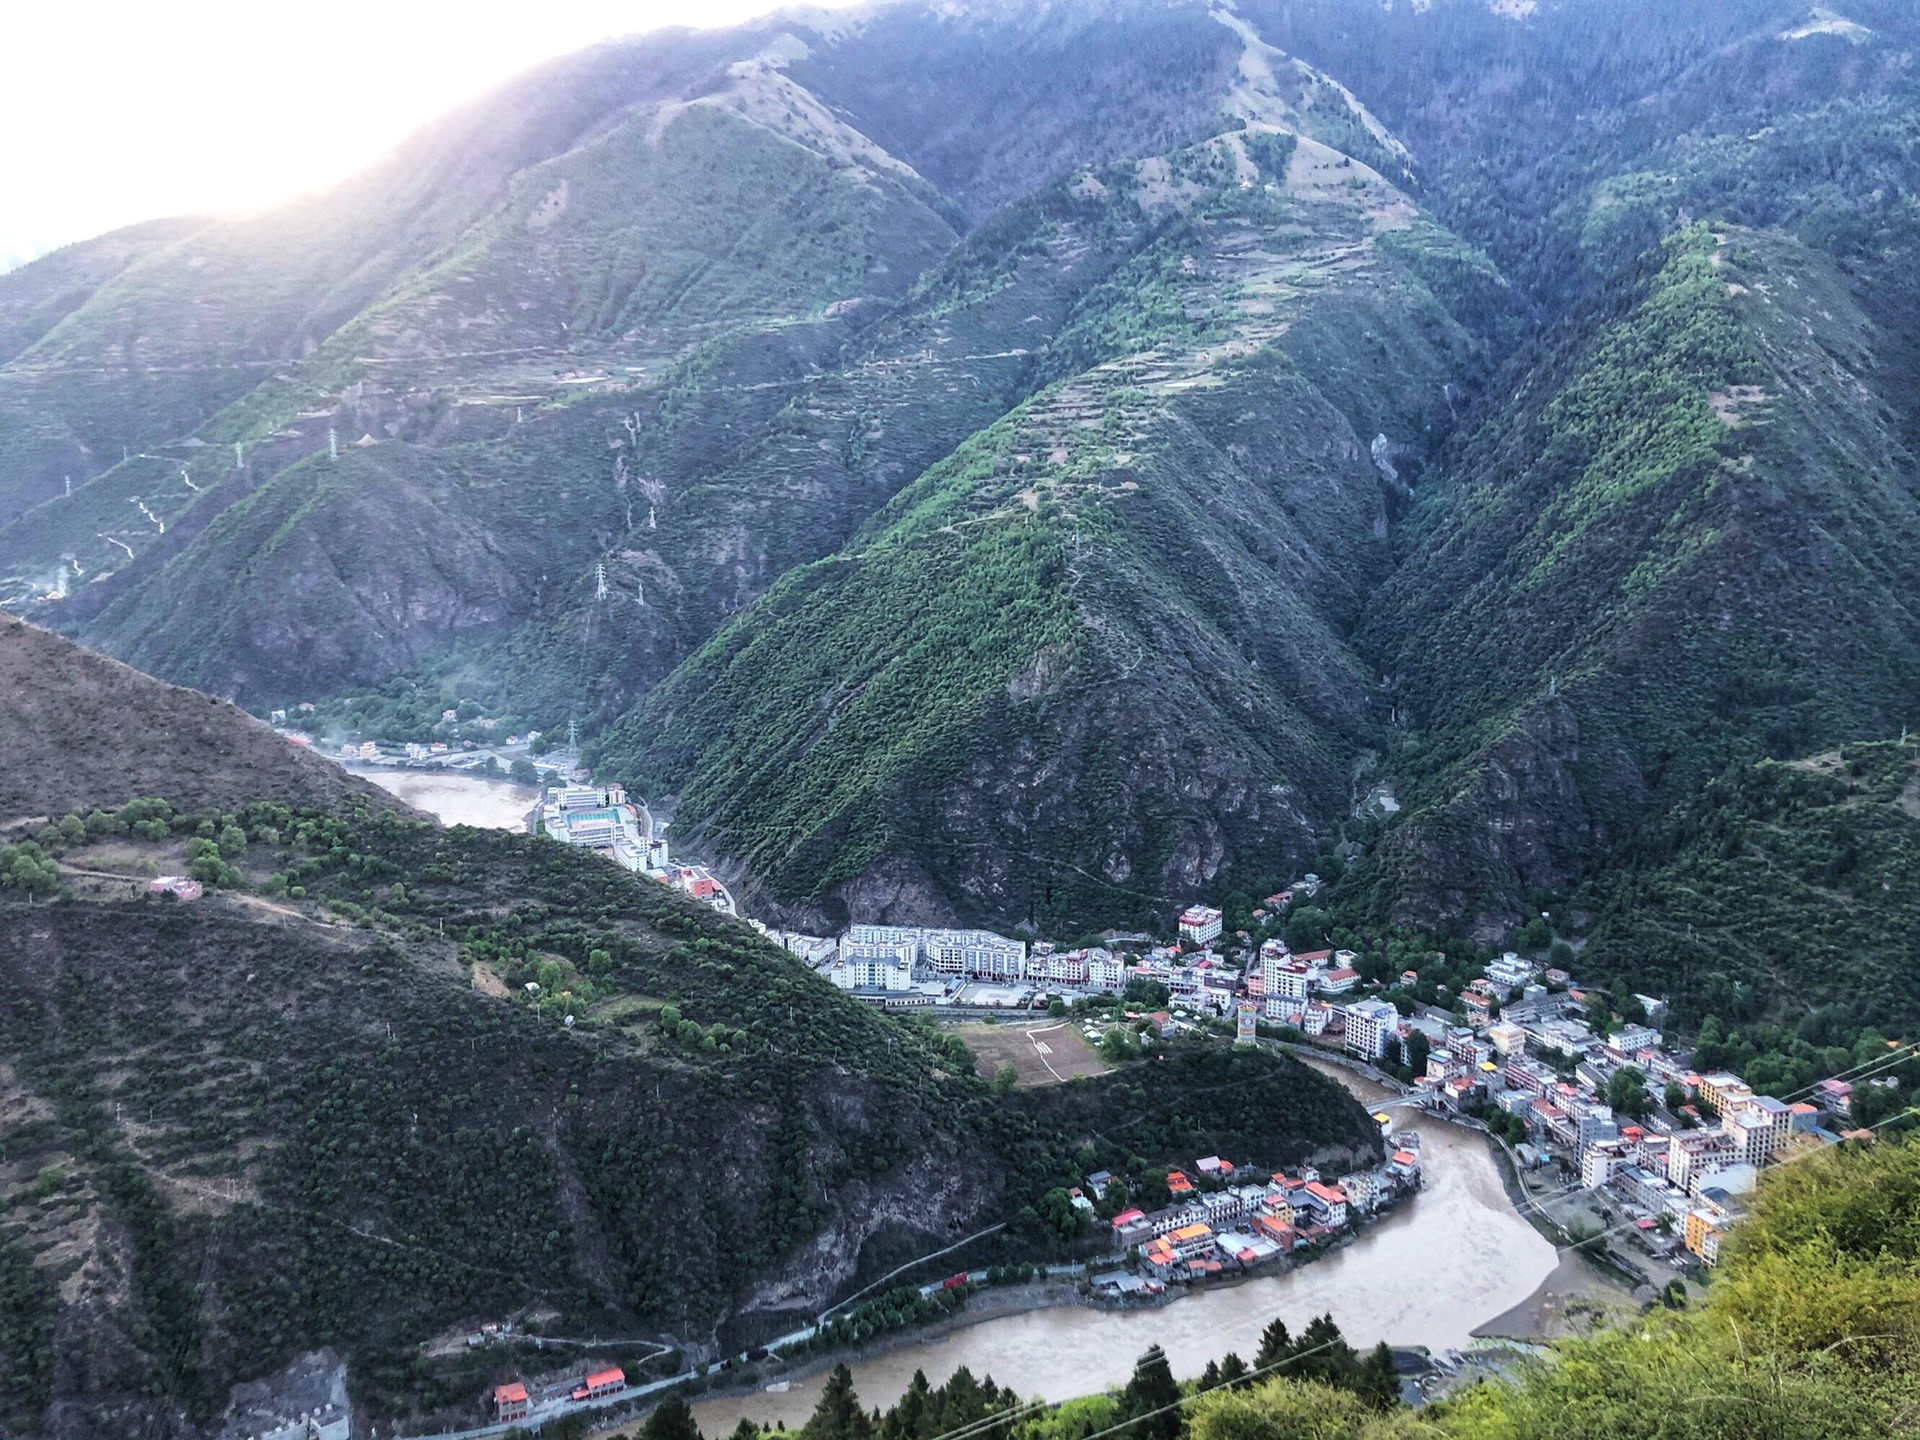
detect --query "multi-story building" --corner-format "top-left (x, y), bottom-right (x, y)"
top-left (1503, 1057), bottom-right (1552, 1096)
top-left (923, 928), bottom-right (1028, 979)
top-left (1344, 998), bottom-right (1399, 1062)
top-left (1297, 1182), bottom-right (1349, 1229)
top-left (1088, 950), bottom-right (1127, 994)
top-left (1201, 1190), bottom-right (1247, 1228)
top-left (1316, 967), bottom-right (1360, 996)
top-left (841, 926), bottom-right (920, 967)
top-left (1696, 1072), bottom-right (1753, 1118)
top-left (1582, 1139), bottom-right (1625, 1190)
top-left (1668, 1130), bottom-right (1737, 1195)
top-left (1169, 1221), bottom-right (1217, 1261)
top-left (1486, 952), bottom-right (1537, 990)
top-left (1262, 947), bottom-right (1311, 1022)
top-left (1178, 905), bottom-right (1224, 947)
top-left (1607, 1024), bottom-right (1663, 1059)
top-left (1487, 1021), bottom-right (1527, 1056)
top-left (1722, 1097), bottom-right (1789, 1166)
top-left (1043, 949), bottom-right (1090, 985)
top-left (1576, 1103), bottom-right (1621, 1158)
top-left (830, 950), bottom-right (914, 992)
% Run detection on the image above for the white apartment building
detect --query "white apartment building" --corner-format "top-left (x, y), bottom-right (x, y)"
top-left (830, 953), bottom-right (914, 991)
top-left (1344, 998), bottom-right (1400, 1062)
top-left (1087, 950), bottom-right (1127, 994)
top-left (1261, 944), bottom-right (1311, 1022)
top-left (839, 925), bottom-right (920, 967)
top-left (1178, 905), bottom-right (1223, 947)
top-left (1044, 949), bottom-right (1090, 985)
top-left (924, 927), bottom-right (1027, 979)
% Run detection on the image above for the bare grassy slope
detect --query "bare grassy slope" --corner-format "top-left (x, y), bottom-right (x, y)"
top-left (0, 614), bottom-right (399, 818)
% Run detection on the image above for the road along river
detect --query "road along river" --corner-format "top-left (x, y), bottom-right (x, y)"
top-left (352, 769), bottom-right (540, 832)
top-left (694, 1081), bottom-right (1563, 1431)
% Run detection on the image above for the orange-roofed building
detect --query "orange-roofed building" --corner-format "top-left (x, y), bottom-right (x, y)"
top-left (1252, 1212), bottom-right (1296, 1248)
top-left (1169, 1221), bottom-right (1215, 1260)
top-left (571, 1367), bottom-right (626, 1401)
top-left (1166, 1169), bottom-right (1194, 1195)
top-left (495, 1383), bottom-right (530, 1422)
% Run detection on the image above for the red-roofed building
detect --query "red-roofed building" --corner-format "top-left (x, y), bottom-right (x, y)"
top-left (571, 1367), bottom-right (625, 1401)
top-left (1111, 1207), bottom-right (1153, 1246)
top-left (1299, 1181), bottom-right (1349, 1228)
top-left (495, 1383), bottom-right (530, 1422)
top-left (1251, 1212), bottom-right (1297, 1248)
top-left (1317, 967), bottom-right (1359, 995)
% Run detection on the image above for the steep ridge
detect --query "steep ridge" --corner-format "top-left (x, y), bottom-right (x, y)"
top-left (0, 28), bottom-right (756, 530)
top-left (53, 95), bottom-right (957, 701)
top-left (3, 0), bottom-right (1481, 717)
top-left (1569, 739), bottom-right (1920, 1084)
top-left (0, 613), bottom-right (399, 819)
top-left (0, 623), bottom-right (1381, 1436)
top-left (603, 127), bottom-right (1498, 932)
top-left (1359, 225), bottom-right (1920, 935)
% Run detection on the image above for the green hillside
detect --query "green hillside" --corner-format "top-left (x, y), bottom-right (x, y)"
top-left (4, 0), bottom-right (1920, 954)
top-left (0, 791), bottom-right (1376, 1436)
top-left (1569, 740), bottom-right (1920, 1095)
top-left (600, 129), bottom-right (1494, 931)
top-left (1355, 224), bottom-right (1920, 935)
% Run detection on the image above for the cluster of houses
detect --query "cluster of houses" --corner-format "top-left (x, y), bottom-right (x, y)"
top-left (1093, 1141), bottom-right (1422, 1293)
top-left (1388, 957), bottom-right (1861, 1266)
top-left (540, 783), bottom-right (732, 913)
top-left (792, 887), bottom-right (1319, 1012)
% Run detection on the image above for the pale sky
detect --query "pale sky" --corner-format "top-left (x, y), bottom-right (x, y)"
top-left (0, 0), bottom-right (858, 273)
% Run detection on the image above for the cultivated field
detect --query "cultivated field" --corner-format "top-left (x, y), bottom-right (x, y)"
top-left (957, 1021), bottom-right (1108, 1088)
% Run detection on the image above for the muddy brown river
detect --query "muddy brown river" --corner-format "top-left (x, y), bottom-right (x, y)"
top-left (694, 1078), bottom-right (1562, 1431)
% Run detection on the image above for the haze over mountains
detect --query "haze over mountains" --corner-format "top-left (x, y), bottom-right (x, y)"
top-left (4, 0), bottom-right (1918, 955)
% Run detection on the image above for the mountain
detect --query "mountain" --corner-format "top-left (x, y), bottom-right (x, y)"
top-left (1570, 738), bottom-right (1920, 1094)
top-left (0, 613), bottom-right (398, 819)
top-left (1357, 223), bottom-right (1920, 935)
top-left (3, 0), bottom-right (1920, 946)
top-left (597, 125), bottom-right (1496, 931)
top-left (0, 622), bottom-right (1379, 1437)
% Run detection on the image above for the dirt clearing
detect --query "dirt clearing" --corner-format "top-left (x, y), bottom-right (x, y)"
top-left (956, 1021), bottom-right (1108, 1088)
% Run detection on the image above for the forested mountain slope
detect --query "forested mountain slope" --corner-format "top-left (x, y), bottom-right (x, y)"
top-left (4, 0), bottom-right (1920, 941)
top-left (0, 622), bottom-right (1379, 1437)
top-left (1357, 224), bottom-right (1920, 933)
top-left (602, 126), bottom-right (1497, 931)
top-left (1569, 739), bottom-right (1920, 1096)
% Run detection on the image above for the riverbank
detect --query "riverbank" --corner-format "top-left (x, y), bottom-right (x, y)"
top-left (690, 1282), bottom-right (1087, 1425)
top-left (691, 1095), bottom-right (1558, 1433)
top-left (1471, 1249), bottom-right (1637, 1343)
top-left (348, 767), bottom-right (540, 831)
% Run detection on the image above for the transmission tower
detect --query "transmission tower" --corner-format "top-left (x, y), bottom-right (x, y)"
top-left (328, 428), bottom-right (338, 461)
top-left (595, 562), bottom-right (608, 602)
